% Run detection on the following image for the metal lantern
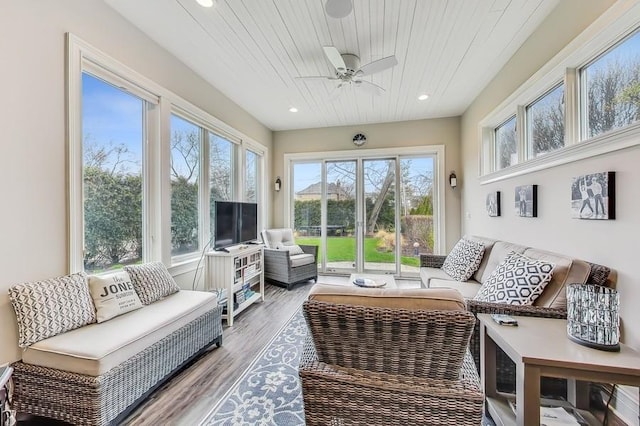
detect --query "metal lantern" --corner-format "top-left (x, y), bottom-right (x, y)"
top-left (566, 284), bottom-right (620, 351)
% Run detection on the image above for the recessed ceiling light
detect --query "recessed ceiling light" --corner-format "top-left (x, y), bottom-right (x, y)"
top-left (325, 0), bottom-right (353, 19)
top-left (196, 0), bottom-right (215, 7)
top-left (289, 107), bottom-right (299, 113)
top-left (418, 94), bottom-right (430, 101)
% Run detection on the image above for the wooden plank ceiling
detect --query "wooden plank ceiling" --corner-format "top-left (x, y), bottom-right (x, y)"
top-left (104, 0), bottom-right (560, 131)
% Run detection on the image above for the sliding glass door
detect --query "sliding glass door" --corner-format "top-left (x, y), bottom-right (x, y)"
top-left (289, 149), bottom-right (439, 277)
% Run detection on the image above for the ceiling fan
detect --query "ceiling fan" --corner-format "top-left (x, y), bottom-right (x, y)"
top-left (297, 46), bottom-right (398, 97)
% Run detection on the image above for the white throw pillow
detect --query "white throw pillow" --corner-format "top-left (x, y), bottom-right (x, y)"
top-left (88, 271), bottom-right (143, 323)
top-left (475, 251), bottom-right (555, 305)
top-left (441, 238), bottom-right (485, 281)
top-left (276, 244), bottom-right (304, 255)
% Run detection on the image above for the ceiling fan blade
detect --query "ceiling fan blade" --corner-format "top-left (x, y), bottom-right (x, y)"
top-left (357, 55), bottom-right (398, 76)
top-left (355, 79), bottom-right (386, 96)
top-left (295, 76), bottom-right (339, 81)
top-left (322, 46), bottom-right (347, 73)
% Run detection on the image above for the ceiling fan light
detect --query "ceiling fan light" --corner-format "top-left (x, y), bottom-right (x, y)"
top-left (325, 0), bottom-right (353, 19)
top-left (196, 0), bottom-right (215, 7)
top-left (418, 94), bottom-right (430, 101)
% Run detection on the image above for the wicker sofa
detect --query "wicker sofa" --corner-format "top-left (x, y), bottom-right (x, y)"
top-left (420, 235), bottom-right (614, 394)
top-left (299, 284), bottom-right (484, 425)
top-left (7, 266), bottom-right (223, 426)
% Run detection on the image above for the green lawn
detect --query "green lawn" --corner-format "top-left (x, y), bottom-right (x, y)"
top-left (295, 236), bottom-right (419, 267)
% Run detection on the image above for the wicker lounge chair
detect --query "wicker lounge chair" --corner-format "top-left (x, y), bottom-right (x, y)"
top-left (299, 284), bottom-right (484, 426)
top-left (261, 228), bottom-right (318, 290)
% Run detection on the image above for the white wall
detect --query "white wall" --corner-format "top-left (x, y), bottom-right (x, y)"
top-left (0, 0), bottom-right (272, 365)
top-left (460, 0), bottom-right (640, 348)
top-left (272, 117), bottom-right (462, 250)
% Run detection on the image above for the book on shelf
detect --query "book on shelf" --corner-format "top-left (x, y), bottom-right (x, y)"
top-left (507, 398), bottom-right (588, 426)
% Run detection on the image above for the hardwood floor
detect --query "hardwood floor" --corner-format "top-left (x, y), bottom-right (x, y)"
top-left (123, 280), bottom-right (314, 426)
top-left (123, 276), bottom-right (419, 425)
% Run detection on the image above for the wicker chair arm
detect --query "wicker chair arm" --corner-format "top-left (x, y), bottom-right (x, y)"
top-left (263, 247), bottom-right (292, 266)
top-left (299, 244), bottom-right (318, 260)
top-left (420, 254), bottom-right (447, 268)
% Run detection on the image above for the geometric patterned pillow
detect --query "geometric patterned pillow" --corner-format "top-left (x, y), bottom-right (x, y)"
top-left (124, 262), bottom-right (180, 305)
top-left (441, 238), bottom-right (486, 281)
top-left (8, 272), bottom-right (97, 347)
top-left (474, 251), bottom-right (555, 305)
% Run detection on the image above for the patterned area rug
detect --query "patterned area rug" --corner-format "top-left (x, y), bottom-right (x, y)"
top-left (200, 309), bottom-right (307, 426)
top-left (200, 308), bottom-right (494, 426)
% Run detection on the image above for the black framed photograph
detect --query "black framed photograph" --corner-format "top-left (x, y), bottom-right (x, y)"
top-left (570, 171), bottom-right (615, 220)
top-left (486, 191), bottom-right (501, 217)
top-left (514, 185), bottom-right (537, 217)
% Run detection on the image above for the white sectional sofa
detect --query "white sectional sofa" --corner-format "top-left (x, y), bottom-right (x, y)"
top-left (7, 263), bottom-right (223, 426)
top-left (419, 235), bottom-right (608, 309)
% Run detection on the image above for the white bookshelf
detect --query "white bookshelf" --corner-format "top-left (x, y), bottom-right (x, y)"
top-left (205, 244), bottom-right (264, 326)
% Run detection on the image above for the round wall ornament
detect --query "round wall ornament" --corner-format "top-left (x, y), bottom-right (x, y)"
top-left (352, 133), bottom-right (367, 147)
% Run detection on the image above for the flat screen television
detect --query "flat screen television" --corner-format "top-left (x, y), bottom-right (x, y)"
top-left (214, 201), bottom-right (258, 250)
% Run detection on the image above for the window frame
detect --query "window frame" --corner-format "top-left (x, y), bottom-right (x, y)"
top-left (67, 34), bottom-right (268, 274)
top-left (478, 2), bottom-right (640, 184)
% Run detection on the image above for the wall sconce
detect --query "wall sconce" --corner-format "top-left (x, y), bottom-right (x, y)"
top-left (275, 176), bottom-right (282, 192)
top-left (449, 172), bottom-right (457, 189)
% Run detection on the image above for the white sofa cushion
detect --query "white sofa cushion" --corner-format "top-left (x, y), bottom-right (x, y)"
top-left (8, 272), bottom-right (96, 348)
top-left (88, 271), bottom-right (143, 323)
top-left (419, 267), bottom-right (455, 288)
top-left (21, 290), bottom-right (216, 376)
top-left (429, 278), bottom-right (482, 300)
top-left (124, 262), bottom-right (180, 305)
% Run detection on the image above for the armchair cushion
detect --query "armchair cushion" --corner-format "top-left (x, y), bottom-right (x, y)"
top-left (309, 283), bottom-right (466, 311)
top-left (276, 244), bottom-right (304, 255)
top-left (290, 253), bottom-right (315, 267)
top-left (261, 228), bottom-right (295, 249)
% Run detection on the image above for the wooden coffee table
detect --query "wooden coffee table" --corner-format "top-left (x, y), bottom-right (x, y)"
top-left (348, 273), bottom-right (397, 289)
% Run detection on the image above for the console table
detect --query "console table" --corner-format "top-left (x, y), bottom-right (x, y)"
top-left (478, 314), bottom-right (640, 426)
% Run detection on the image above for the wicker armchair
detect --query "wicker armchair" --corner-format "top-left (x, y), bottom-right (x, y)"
top-left (299, 285), bottom-right (484, 426)
top-left (261, 228), bottom-right (318, 290)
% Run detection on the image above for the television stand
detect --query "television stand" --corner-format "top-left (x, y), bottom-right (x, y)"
top-left (205, 245), bottom-right (264, 326)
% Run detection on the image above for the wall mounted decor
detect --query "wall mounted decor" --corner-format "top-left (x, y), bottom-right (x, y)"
top-left (486, 191), bottom-right (500, 217)
top-left (514, 185), bottom-right (537, 217)
top-left (570, 171), bottom-right (615, 220)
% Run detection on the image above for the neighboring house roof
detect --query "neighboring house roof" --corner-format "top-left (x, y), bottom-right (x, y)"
top-left (296, 182), bottom-right (350, 198)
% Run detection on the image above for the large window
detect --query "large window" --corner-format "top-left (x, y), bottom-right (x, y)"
top-left (69, 35), bottom-right (267, 273)
top-left (82, 72), bottom-right (146, 273)
top-left (526, 84), bottom-right (565, 158)
top-left (209, 133), bottom-right (236, 239)
top-left (170, 114), bottom-right (200, 257)
top-left (480, 10), bottom-right (640, 181)
top-left (495, 116), bottom-right (517, 170)
top-left (582, 30), bottom-right (640, 139)
top-left (245, 149), bottom-right (258, 203)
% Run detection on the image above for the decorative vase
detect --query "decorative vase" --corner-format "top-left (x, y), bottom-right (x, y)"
top-left (566, 283), bottom-right (620, 351)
